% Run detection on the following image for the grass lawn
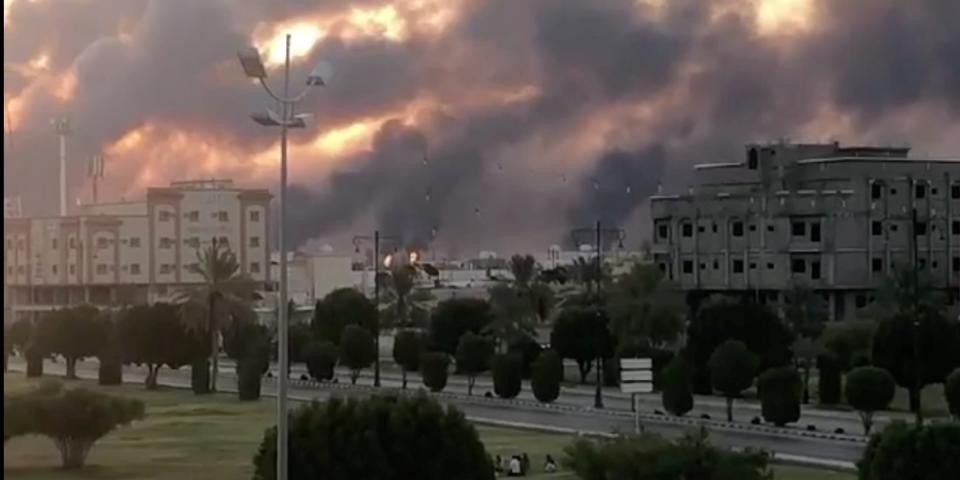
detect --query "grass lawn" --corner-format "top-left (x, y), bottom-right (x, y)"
top-left (3, 374), bottom-right (854, 480)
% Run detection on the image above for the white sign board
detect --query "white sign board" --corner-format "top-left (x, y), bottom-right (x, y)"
top-left (620, 358), bottom-right (653, 370)
top-left (621, 370), bottom-right (654, 382)
top-left (621, 382), bottom-right (655, 394)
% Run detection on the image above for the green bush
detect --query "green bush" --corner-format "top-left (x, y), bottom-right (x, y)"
top-left (945, 368), bottom-right (960, 420)
top-left (858, 422), bottom-right (960, 480)
top-left (25, 344), bottom-right (44, 378)
top-left (507, 334), bottom-right (542, 378)
top-left (757, 367), bottom-right (802, 426)
top-left (190, 359), bottom-right (210, 394)
top-left (392, 329), bottom-right (423, 389)
top-left (846, 367), bottom-right (896, 435)
top-left (5, 381), bottom-right (145, 469)
top-left (455, 332), bottom-right (494, 395)
top-left (492, 353), bottom-right (522, 399)
top-left (817, 354), bottom-right (842, 404)
top-left (531, 349), bottom-right (562, 403)
top-left (563, 428), bottom-right (771, 480)
top-left (339, 325), bottom-right (376, 384)
top-left (661, 356), bottom-right (694, 417)
top-left (304, 341), bottom-right (337, 381)
top-left (420, 352), bottom-right (450, 392)
top-left (428, 298), bottom-right (493, 355)
top-left (708, 340), bottom-right (758, 422)
top-left (253, 395), bottom-right (494, 480)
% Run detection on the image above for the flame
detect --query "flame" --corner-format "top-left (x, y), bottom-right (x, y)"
top-left (754, 0), bottom-right (813, 35)
top-left (313, 119), bottom-right (380, 154)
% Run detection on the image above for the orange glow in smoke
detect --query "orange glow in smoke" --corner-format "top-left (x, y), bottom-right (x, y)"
top-left (754, 0), bottom-right (814, 35)
top-left (257, 21), bottom-right (326, 67)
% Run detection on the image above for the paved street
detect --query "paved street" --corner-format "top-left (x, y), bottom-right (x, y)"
top-left (8, 358), bottom-right (865, 465)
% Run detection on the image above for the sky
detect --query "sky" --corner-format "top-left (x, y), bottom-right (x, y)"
top-left (4, 0), bottom-right (960, 254)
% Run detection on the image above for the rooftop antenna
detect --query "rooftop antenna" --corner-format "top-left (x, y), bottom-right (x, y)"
top-left (51, 117), bottom-right (72, 216)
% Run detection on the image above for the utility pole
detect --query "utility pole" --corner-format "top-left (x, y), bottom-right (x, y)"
top-left (911, 205), bottom-right (923, 427)
top-left (52, 117), bottom-right (71, 216)
top-left (89, 154), bottom-right (104, 204)
top-left (353, 231), bottom-right (400, 387)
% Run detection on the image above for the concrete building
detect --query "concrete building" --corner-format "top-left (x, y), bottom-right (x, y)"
top-left (649, 142), bottom-right (960, 321)
top-left (3, 179), bottom-right (271, 322)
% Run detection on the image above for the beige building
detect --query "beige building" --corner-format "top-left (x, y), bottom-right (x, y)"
top-left (650, 142), bottom-right (960, 321)
top-left (4, 179), bottom-right (271, 322)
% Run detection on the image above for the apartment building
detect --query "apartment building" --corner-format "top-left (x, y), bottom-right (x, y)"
top-left (650, 142), bottom-right (960, 321)
top-left (4, 179), bottom-right (271, 323)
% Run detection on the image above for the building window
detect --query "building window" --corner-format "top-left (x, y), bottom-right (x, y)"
top-left (69, 237), bottom-right (76, 249)
top-left (51, 238), bottom-right (58, 250)
top-left (160, 264), bottom-right (172, 274)
top-left (749, 224), bottom-right (757, 232)
top-left (187, 210), bottom-right (200, 222)
top-left (217, 211), bottom-right (229, 222)
top-left (872, 258), bottom-right (884, 273)
top-left (69, 264), bottom-right (75, 275)
top-left (791, 221), bottom-right (806, 237)
top-left (129, 237), bottom-right (141, 248)
top-left (919, 258), bottom-right (927, 269)
top-left (249, 236), bottom-right (260, 248)
top-left (767, 262), bottom-right (775, 270)
top-left (185, 263), bottom-right (199, 273)
top-left (697, 225), bottom-right (705, 233)
top-left (158, 210), bottom-right (172, 222)
top-left (130, 264), bottom-right (140, 275)
top-left (682, 223), bottom-right (693, 238)
top-left (791, 259), bottom-right (806, 273)
top-left (682, 260), bottom-right (693, 274)
top-left (17, 265), bottom-right (25, 274)
top-left (871, 183), bottom-right (882, 199)
top-left (732, 259), bottom-right (744, 273)
top-left (700, 263), bottom-right (707, 270)
top-left (732, 221), bottom-right (744, 237)
top-left (184, 237), bottom-right (200, 249)
top-left (97, 237), bottom-right (110, 248)
top-left (855, 295), bottom-right (867, 309)
top-left (915, 184), bottom-right (926, 199)
top-left (890, 223), bottom-right (899, 232)
top-left (810, 222), bottom-right (821, 242)
top-left (953, 257), bottom-right (960, 272)
top-left (159, 237), bottom-right (174, 249)
top-left (890, 187), bottom-right (898, 195)
top-left (713, 260), bottom-right (719, 270)
top-left (916, 222), bottom-right (928, 236)
top-left (51, 265), bottom-right (58, 275)
top-left (658, 224), bottom-right (668, 239)
top-left (766, 224), bottom-right (775, 232)
top-left (250, 210), bottom-right (260, 222)
top-left (811, 261), bottom-right (821, 280)
top-left (872, 221), bottom-right (883, 236)
top-left (952, 185), bottom-right (960, 199)
top-left (250, 261), bottom-right (261, 273)
top-left (96, 264), bottom-right (108, 275)
top-left (712, 223), bottom-right (718, 233)
top-left (932, 188), bottom-right (939, 196)
top-left (749, 262), bottom-right (757, 270)
top-left (218, 236), bottom-right (230, 247)
top-left (747, 148), bottom-right (758, 170)
top-left (953, 220), bottom-right (960, 235)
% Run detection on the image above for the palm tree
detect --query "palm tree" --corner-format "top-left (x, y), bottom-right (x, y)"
top-left (509, 254), bottom-right (537, 290)
top-left (176, 239), bottom-right (259, 393)
top-left (487, 283), bottom-right (537, 353)
top-left (606, 263), bottom-right (685, 348)
top-left (378, 264), bottom-right (433, 329)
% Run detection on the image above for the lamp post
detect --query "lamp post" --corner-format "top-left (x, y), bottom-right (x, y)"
top-left (570, 220), bottom-right (626, 409)
top-left (51, 117), bottom-right (71, 216)
top-left (237, 35), bottom-right (330, 480)
top-left (353, 231), bottom-right (400, 387)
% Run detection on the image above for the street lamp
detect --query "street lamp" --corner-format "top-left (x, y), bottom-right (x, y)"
top-left (353, 231), bottom-right (401, 387)
top-left (570, 220), bottom-right (626, 409)
top-left (238, 36), bottom-right (330, 480)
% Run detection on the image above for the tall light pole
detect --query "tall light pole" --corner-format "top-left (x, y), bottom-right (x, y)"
top-left (237, 36), bottom-right (330, 480)
top-left (52, 117), bottom-right (71, 216)
top-left (353, 231), bottom-right (400, 387)
top-left (88, 154), bottom-right (104, 204)
top-left (570, 221), bottom-right (626, 409)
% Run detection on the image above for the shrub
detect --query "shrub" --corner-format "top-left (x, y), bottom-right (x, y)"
top-left (492, 354), bottom-right (522, 399)
top-left (562, 428), bottom-right (771, 480)
top-left (421, 352), bottom-right (451, 392)
top-left (507, 334), bottom-right (542, 378)
top-left (237, 333), bottom-right (271, 401)
top-left (817, 354), bottom-right (843, 404)
top-left (845, 366), bottom-right (896, 435)
top-left (708, 340), bottom-right (758, 422)
top-left (857, 422), bottom-right (960, 480)
top-left (252, 395), bottom-right (494, 480)
top-left (531, 349), bottom-right (562, 403)
top-left (660, 356), bottom-right (694, 417)
top-left (190, 359), bottom-right (210, 394)
top-left (339, 325), bottom-right (376, 384)
top-left (757, 367), bottom-right (802, 427)
top-left (304, 341), bottom-right (338, 381)
top-left (455, 332), bottom-right (494, 395)
top-left (25, 344), bottom-right (44, 378)
top-left (428, 298), bottom-right (493, 355)
top-left (946, 368), bottom-right (960, 420)
top-left (6, 381), bottom-right (145, 469)
top-left (393, 329), bottom-right (423, 389)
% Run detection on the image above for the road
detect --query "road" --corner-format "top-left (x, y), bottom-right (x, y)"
top-left (8, 358), bottom-right (864, 465)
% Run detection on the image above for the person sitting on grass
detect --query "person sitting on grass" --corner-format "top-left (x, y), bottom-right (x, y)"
top-left (507, 455), bottom-right (523, 477)
top-left (544, 454), bottom-right (558, 473)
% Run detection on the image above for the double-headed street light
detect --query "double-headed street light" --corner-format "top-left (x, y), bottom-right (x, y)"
top-left (353, 231), bottom-right (401, 388)
top-left (570, 221), bottom-right (626, 409)
top-left (238, 35), bottom-right (330, 480)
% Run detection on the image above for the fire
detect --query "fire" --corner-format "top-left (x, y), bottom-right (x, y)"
top-left (106, 127), bottom-right (148, 155)
top-left (754, 0), bottom-right (813, 35)
top-left (313, 119), bottom-right (379, 154)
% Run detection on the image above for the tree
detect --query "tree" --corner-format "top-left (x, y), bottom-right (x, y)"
top-left (311, 288), bottom-right (377, 345)
top-left (119, 303), bottom-right (202, 389)
top-left (492, 353), bottom-right (522, 399)
top-left (507, 334), bottom-right (542, 379)
top-left (427, 298), bottom-right (493, 355)
top-left (661, 356), bottom-right (694, 417)
top-left (456, 332), bottom-right (494, 395)
top-left (420, 352), bottom-right (450, 392)
top-left (857, 422), bottom-right (960, 480)
top-left (339, 325), bottom-right (376, 384)
top-left (222, 318), bottom-right (272, 400)
top-left (757, 367), bottom-right (802, 426)
top-left (303, 341), bottom-right (338, 381)
top-left (252, 395), bottom-right (494, 480)
top-left (563, 428), bottom-right (772, 480)
top-left (392, 329), bottom-right (422, 389)
top-left (782, 281), bottom-right (829, 339)
top-left (791, 337), bottom-right (826, 405)
top-left (947, 368), bottom-right (960, 420)
top-left (708, 340), bottom-right (758, 422)
top-left (550, 306), bottom-right (611, 383)
top-left (872, 313), bottom-right (960, 413)
top-left (509, 254), bottom-right (537, 289)
top-left (97, 313), bottom-right (123, 386)
top-left (817, 353), bottom-right (843, 405)
top-left (823, 320), bottom-right (876, 372)
top-left (686, 298), bottom-right (793, 394)
top-left (378, 265), bottom-right (433, 329)
top-left (176, 240), bottom-right (258, 393)
top-left (288, 322), bottom-right (313, 365)
top-left (532, 349), bottom-right (563, 403)
top-left (8, 318), bottom-right (43, 378)
top-left (606, 263), bottom-right (685, 348)
top-left (846, 367), bottom-right (896, 435)
top-left (486, 283), bottom-right (536, 352)
top-left (6, 381), bottom-right (145, 469)
top-left (35, 305), bottom-right (106, 379)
